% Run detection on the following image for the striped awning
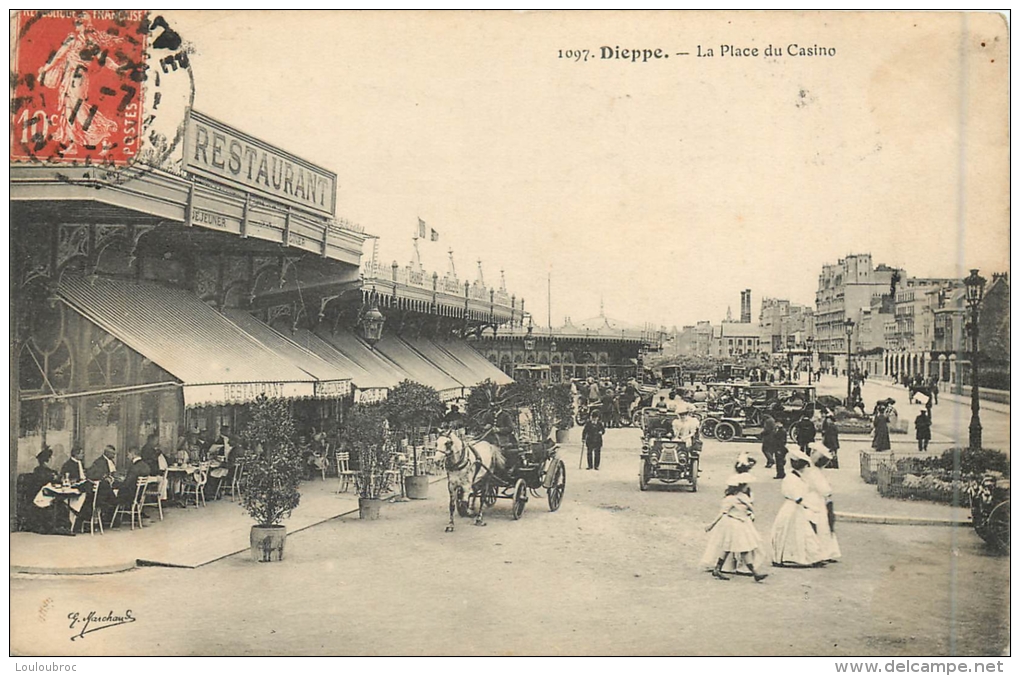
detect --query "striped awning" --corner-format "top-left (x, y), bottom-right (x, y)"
top-left (58, 275), bottom-right (317, 408)
top-left (373, 335), bottom-right (464, 398)
top-left (221, 310), bottom-right (353, 399)
top-left (434, 337), bottom-right (514, 386)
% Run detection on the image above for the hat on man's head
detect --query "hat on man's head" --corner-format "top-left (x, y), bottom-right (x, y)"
top-left (36, 448), bottom-right (53, 463)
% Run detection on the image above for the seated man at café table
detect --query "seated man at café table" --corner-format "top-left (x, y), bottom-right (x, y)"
top-left (85, 445), bottom-right (120, 518)
top-left (140, 433), bottom-right (164, 476)
top-left (60, 446), bottom-right (87, 483)
top-left (115, 448), bottom-right (152, 515)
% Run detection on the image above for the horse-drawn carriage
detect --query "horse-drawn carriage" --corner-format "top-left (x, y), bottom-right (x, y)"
top-left (441, 432), bottom-right (566, 530)
top-left (636, 407), bottom-right (701, 491)
top-left (971, 473), bottom-right (1010, 553)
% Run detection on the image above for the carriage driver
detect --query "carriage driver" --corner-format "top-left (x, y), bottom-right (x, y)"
top-left (480, 406), bottom-right (518, 450)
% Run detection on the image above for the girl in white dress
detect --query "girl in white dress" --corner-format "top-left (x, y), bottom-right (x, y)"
top-left (803, 447), bottom-right (841, 562)
top-left (702, 474), bottom-right (768, 582)
top-left (771, 448), bottom-right (827, 567)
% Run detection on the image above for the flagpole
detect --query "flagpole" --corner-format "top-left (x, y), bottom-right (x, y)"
top-left (547, 270), bottom-right (552, 330)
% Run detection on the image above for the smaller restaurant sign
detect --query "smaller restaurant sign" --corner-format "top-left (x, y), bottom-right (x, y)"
top-left (183, 111), bottom-right (337, 217)
top-left (315, 380), bottom-right (352, 399)
top-left (354, 388), bottom-right (388, 405)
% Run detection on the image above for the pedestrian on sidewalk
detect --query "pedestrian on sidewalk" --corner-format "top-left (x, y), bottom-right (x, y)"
top-left (702, 474), bottom-right (767, 582)
top-left (771, 448), bottom-right (827, 568)
top-left (794, 413), bottom-right (816, 452)
top-left (821, 412), bottom-right (840, 469)
top-left (872, 408), bottom-right (891, 452)
top-left (930, 378), bottom-right (939, 405)
top-left (773, 423), bottom-right (788, 479)
top-left (914, 409), bottom-right (932, 452)
top-left (761, 414), bottom-right (777, 468)
top-left (581, 410), bottom-right (606, 471)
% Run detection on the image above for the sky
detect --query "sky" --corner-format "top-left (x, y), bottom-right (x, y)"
top-left (168, 10), bottom-right (1009, 329)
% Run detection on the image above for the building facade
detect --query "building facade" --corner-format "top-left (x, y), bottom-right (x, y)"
top-left (815, 254), bottom-right (903, 364)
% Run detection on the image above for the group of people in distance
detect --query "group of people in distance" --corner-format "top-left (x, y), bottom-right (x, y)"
top-left (702, 447), bottom-right (840, 582)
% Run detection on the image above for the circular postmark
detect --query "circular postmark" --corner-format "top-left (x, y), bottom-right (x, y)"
top-left (10, 10), bottom-right (194, 183)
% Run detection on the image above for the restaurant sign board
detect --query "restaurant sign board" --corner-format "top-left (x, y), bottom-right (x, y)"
top-left (183, 111), bottom-right (337, 217)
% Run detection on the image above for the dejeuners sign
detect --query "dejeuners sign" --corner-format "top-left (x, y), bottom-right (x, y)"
top-left (183, 111), bottom-right (337, 217)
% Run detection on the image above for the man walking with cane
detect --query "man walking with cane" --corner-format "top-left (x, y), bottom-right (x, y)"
top-left (581, 410), bottom-right (606, 471)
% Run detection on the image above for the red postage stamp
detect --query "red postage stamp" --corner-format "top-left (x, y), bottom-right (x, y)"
top-left (11, 10), bottom-right (149, 165)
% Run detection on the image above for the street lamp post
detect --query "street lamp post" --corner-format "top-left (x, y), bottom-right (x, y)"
top-left (844, 318), bottom-right (855, 406)
top-left (807, 337), bottom-right (814, 385)
top-left (964, 269), bottom-right (987, 451)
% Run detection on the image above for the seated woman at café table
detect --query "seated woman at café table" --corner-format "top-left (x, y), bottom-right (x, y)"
top-left (33, 447), bottom-right (59, 485)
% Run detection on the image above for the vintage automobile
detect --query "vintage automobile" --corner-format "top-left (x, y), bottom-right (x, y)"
top-left (636, 407), bottom-right (701, 492)
top-left (700, 383), bottom-right (819, 442)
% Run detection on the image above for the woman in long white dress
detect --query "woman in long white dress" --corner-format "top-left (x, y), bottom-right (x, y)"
top-left (803, 447), bottom-right (842, 562)
top-left (770, 448), bottom-right (827, 567)
top-left (702, 474), bottom-right (768, 582)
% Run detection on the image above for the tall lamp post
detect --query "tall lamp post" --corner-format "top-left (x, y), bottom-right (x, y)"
top-left (964, 269), bottom-right (986, 451)
top-left (844, 318), bottom-right (855, 406)
top-left (806, 337), bottom-right (815, 385)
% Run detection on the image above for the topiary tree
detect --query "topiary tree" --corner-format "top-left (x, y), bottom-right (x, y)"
top-left (239, 395), bottom-right (303, 526)
top-left (342, 404), bottom-right (392, 499)
top-left (382, 380), bottom-right (444, 476)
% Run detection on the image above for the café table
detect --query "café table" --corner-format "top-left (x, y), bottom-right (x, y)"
top-left (33, 482), bottom-right (87, 532)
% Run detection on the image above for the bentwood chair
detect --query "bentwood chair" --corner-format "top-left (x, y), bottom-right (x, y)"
top-left (218, 459), bottom-right (245, 501)
top-left (180, 468), bottom-right (208, 508)
top-left (110, 478), bottom-right (154, 530)
top-left (384, 453), bottom-right (406, 497)
top-left (82, 481), bottom-right (104, 535)
top-left (140, 470), bottom-right (168, 521)
top-left (335, 451), bottom-right (356, 494)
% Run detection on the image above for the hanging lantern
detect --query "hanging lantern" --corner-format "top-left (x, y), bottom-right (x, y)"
top-left (523, 316), bottom-right (536, 352)
top-left (361, 298), bottom-right (386, 346)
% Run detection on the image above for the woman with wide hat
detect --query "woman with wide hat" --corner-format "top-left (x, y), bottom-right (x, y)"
top-left (770, 447), bottom-right (827, 567)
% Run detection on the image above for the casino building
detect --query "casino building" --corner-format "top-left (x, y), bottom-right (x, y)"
top-left (10, 111), bottom-right (515, 518)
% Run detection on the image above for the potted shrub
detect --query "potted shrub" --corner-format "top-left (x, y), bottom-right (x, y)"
top-left (342, 404), bottom-right (391, 519)
top-left (549, 383), bottom-right (575, 443)
top-left (383, 380), bottom-right (444, 500)
top-left (238, 395), bottom-right (303, 562)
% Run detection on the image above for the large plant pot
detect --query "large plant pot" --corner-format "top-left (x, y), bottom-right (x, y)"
top-left (555, 429), bottom-right (572, 444)
top-left (404, 475), bottom-right (429, 500)
top-left (250, 525), bottom-right (286, 562)
top-left (359, 497), bottom-right (383, 520)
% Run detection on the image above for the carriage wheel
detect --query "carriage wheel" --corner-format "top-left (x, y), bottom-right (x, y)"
top-left (700, 418), bottom-right (719, 438)
top-left (481, 482), bottom-right (498, 508)
top-left (987, 500), bottom-right (1010, 553)
top-left (575, 410), bottom-right (588, 427)
top-left (547, 461), bottom-right (566, 512)
top-left (690, 459), bottom-right (699, 492)
top-left (639, 459), bottom-right (651, 492)
top-left (511, 479), bottom-right (528, 520)
top-left (715, 422), bottom-right (736, 442)
top-left (788, 425), bottom-right (799, 442)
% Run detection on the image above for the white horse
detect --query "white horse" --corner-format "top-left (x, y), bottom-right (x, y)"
top-left (437, 432), bottom-right (506, 532)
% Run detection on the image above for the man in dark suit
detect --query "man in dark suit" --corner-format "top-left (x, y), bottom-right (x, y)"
top-left (59, 446), bottom-right (87, 483)
top-left (83, 445), bottom-right (120, 523)
top-left (117, 448), bottom-right (152, 509)
top-left (140, 433), bottom-right (162, 475)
